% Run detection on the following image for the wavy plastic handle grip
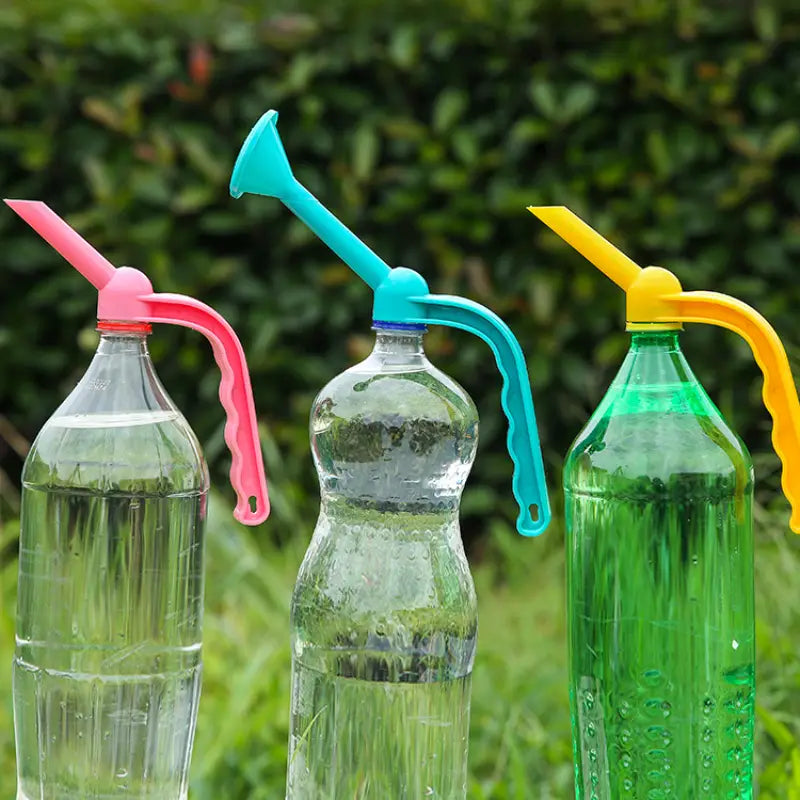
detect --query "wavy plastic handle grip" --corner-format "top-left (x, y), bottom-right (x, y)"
top-left (671, 292), bottom-right (800, 533)
top-left (5, 199), bottom-right (269, 526)
top-left (529, 204), bottom-right (800, 534)
top-left (141, 294), bottom-right (269, 525)
top-left (410, 295), bottom-right (550, 536)
top-left (230, 109), bottom-right (551, 536)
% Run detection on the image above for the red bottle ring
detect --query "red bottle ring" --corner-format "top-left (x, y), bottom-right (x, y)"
top-left (96, 320), bottom-right (153, 334)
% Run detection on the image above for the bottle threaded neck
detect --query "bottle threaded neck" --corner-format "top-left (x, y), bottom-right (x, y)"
top-left (372, 327), bottom-right (426, 358)
top-left (629, 329), bottom-right (682, 351)
top-left (95, 329), bottom-right (151, 356)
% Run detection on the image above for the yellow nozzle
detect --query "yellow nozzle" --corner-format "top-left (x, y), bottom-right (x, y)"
top-left (528, 204), bottom-right (800, 534)
top-left (528, 206), bottom-right (640, 291)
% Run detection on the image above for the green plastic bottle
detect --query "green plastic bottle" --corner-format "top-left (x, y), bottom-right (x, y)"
top-left (566, 329), bottom-right (754, 796)
top-left (530, 206), bottom-right (800, 799)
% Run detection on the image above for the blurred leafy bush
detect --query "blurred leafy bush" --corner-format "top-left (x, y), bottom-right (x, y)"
top-left (1, 0), bottom-right (800, 544)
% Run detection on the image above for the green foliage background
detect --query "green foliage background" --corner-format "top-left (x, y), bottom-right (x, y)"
top-left (1, 0), bottom-right (800, 796)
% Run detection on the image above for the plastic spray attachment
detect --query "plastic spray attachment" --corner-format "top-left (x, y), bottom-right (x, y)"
top-left (230, 110), bottom-right (549, 537)
top-left (7, 200), bottom-right (268, 800)
top-left (6, 199), bottom-right (269, 524)
top-left (230, 112), bottom-right (547, 800)
top-left (529, 205), bottom-right (800, 798)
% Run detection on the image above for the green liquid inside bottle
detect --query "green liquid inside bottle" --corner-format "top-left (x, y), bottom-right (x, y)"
top-left (565, 330), bottom-right (755, 798)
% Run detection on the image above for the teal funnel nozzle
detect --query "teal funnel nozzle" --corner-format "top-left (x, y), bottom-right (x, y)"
top-left (230, 111), bottom-right (295, 201)
top-left (230, 110), bottom-right (391, 291)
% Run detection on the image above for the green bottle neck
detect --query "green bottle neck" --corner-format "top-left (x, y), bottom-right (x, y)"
top-left (629, 330), bottom-right (681, 352)
top-left (614, 329), bottom-right (698, 388)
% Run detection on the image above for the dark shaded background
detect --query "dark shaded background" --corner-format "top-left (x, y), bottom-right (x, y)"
top-left (1, 0), bottom-right (799, 549)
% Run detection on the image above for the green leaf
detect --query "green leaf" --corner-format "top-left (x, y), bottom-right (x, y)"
top-left (352, 123), bottom-right (379, 180)
top-left (754, 3), bottom-right (780, 42)
top-left (433, 87), bottom-right (468, 132)
top-left (560, 82), bottom-right (598, 123)
top-left (766, 120), bottom-right (800, 160)
top-left (389, 25), bottom-right (418, 68)
top-left (528, 80), bottom-right (558, 120)
top-left (758, 705), bottom-right (796, 750)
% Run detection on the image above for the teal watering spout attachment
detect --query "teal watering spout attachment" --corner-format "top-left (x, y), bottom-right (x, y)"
top-left (230, 110), bottom-right (551, 536)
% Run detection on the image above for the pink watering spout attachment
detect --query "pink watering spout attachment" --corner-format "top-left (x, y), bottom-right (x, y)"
top-left (5, 199), bottom-right (270, 525)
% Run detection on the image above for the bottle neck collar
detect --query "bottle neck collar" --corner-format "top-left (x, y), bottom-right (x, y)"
top-left (372, 327), bottom-right (425, 353)
top-left (96, 330), bottom-right (151, 356)
top-left (368, 326), bottom-right (428, 370)
top-left (629, 329), bottom-right (682, 351)
top-left (614, 328), bottom-right (696, 387)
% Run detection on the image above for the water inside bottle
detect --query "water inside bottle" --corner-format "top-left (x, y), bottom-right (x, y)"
top-left (567, 410), bottom-right (755, 799)
top-left (288, 657), bottom-right (471, 799)
top-left (15, 411), bottom-right (205, 800)
top-left (286, 507), bottom-right (477, 800)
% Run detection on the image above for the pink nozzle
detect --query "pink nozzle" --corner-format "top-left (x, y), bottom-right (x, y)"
top-left (5, 200), bottom-right (116, 289)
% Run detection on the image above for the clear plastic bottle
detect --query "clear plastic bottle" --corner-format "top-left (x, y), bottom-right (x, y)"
top-left (565, 330), bottom-right (755, 798)
top-left (287, 325), bottom-right (479, 800)
top-left (231, 111), bottom-right (551, 797)
top-left (15, 325), bottom-right (208, 800)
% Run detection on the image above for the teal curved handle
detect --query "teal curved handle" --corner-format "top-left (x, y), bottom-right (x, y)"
top-left (410, 295), bottom-right (550, 537)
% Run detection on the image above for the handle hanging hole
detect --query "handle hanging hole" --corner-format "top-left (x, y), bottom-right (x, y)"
top-left (529, 504), bottom-right (539, 522)
top-left (249, 496), bottom-right (258, 513)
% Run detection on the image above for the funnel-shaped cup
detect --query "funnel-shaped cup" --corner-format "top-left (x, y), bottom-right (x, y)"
top-left (230, 110), bottom-right (296, 200)
top-left (230, 109), bottom-right (391, 290)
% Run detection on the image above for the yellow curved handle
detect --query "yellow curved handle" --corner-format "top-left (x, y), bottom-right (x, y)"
top-left (666, 291), bottom-right (800, 533)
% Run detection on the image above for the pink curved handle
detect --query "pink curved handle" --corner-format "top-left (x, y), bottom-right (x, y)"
top-left (140, 294), bottom-right (270, 525)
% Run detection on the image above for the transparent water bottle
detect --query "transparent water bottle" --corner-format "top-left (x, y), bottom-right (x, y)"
top-left (16, 324), bottom-right (207, 799)
top-left (529, 205), bottom-right (800, 799)
top-left (7, 200), bottom-right (269, 800)
top-left (228, 110), bottom-right (552, 799)
top-left (288, 324), bottom-right (478, 798)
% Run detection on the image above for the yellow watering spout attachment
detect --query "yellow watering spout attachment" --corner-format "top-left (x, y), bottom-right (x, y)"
top-left (529, 205), bottom-right (800, 534)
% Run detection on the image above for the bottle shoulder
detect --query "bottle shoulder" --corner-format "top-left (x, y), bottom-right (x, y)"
top-left (311, 359), bottom-right (479, 509)
top-left (313, 359), bottom-right (478, 424)
top-left (23, 336), bottom-right (209, 494)
top-left (565, 382), bottom-right (753, 489)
